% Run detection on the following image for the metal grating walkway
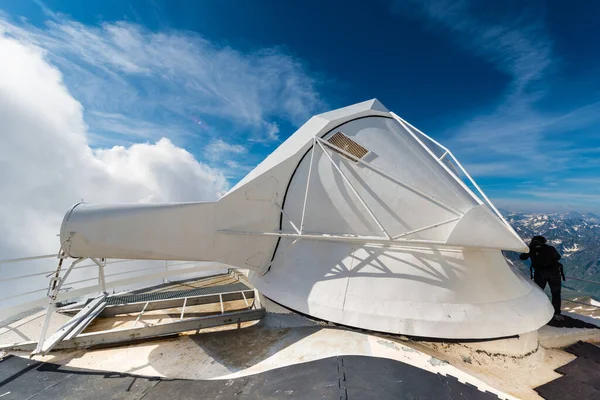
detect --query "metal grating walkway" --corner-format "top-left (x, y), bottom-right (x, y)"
top-left (106, 282), bottom-right (251, 305)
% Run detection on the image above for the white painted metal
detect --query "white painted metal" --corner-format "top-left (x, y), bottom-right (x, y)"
top-left (91, 258), bottom-right (107, 293)
top-left (396, 115), bottom-right (520, 239)
top-left (34, 257), bottom-right (85, 355)
top-left (316, 137), bottom-right (462, 216)
top-left (97, 290), bottom-right (254, 317)
top-left (392, 113), bottom-right (484, 207)
top-left (56, 99), bottom-right (552, 339)
top-left (133, 302), bottom-right (149, 327)
top-left (392, 217), bottom-right (461, 240)
top-left (63, 300), bottom-right (107, 341)
top-left (274, 201), bottom-right (301, 235)
top-left (299, 138), bottom-right (316, 233)
top-left (316, 140), bottom-right (391, 240)
top-left (180, 297), bottom-right (187, 320)
top-left (219, 229), bottom-right (448, 246)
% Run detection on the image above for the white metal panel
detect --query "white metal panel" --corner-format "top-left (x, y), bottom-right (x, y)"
top-left (447, 205), bottom-right (528, 252)
top-left (253, 242), bottom-right (553, 338)
top-left (228, 99), bottom-right (389, 194)
top-left (282, 116), bottom-right (476, 242)
top-left (250, 238), bottom-right (355, 323)
top-left (62, 202), bottom-right (217, 260)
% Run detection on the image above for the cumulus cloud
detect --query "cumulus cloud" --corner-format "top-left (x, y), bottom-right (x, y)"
top-left (0, 33), bottom-right (227, 258)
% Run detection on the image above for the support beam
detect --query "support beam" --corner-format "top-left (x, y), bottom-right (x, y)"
top-left (218, 230), bottom-right (453, 247)
top-left (317, 140), bottom-right (391, 240)
top-left (274, 201), bottom-right (301, 235)
top-left (63, 298), bottom-right (107, 341)
top-left (91, 258), bottom-right (107, 293)
top-left (395, 114), bottom-right (521, 239)
top-left (133, 302), bottom-right (150, 327)
top-left (33, 257), bottom-right (85, 355)
top-left (300, 137), bottom-right (317, 233)
top-left (316, 137), bottom-right (462, 216)
top-left (180, 298), bottom-right (188, 320)
top-left (63, 308), bottom-right (264, 350)
top-left (392, 217), bottom-right (461, 240)
top-left (393, 114), bottom-right (483, 207)
top-left (241, 291), bottom-right (249, 309)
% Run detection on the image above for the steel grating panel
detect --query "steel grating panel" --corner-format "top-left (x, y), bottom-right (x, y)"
top-left (106, 282), bottom-right (251, 305)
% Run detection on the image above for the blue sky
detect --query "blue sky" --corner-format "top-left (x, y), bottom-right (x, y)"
top-left (2, 0), bottom-right (600, 213)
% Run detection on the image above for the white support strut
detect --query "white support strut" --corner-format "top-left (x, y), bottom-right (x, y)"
top-left (317, 140), bottom-right (392, 240)
top-left (300, 137), bottom-right (317, 233)
top-left (396, 115), bottom-right (520, 238)
top-left (33, 257), bottom-right (86, 355)
top-left (274, 201), bottom-right (301, 235)
top-left (316, 137), bottom-right (462, 216)
top-left (91, 258), bottom-right (107, 293)
top-left (391, 113), bottom-right (484, 207)
top-left (392, 216), bottom-right (461, 240)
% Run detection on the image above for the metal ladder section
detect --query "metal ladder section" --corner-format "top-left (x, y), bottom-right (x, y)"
top-left (34, 287), bottom-right (263, 354)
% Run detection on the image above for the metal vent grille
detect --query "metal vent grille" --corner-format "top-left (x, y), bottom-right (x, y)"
top-left (327, 132), bottom-right (369, 160)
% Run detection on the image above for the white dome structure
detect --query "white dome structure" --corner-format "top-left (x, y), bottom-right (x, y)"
top-left (60, 99), bottom-right (554, 339)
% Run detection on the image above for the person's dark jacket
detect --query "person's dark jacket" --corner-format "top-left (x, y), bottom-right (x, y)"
top-left (519, 238), bottom-right (561, 272)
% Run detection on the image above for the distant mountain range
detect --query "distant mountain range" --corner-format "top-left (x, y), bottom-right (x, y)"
top-left (501, 210), bottom-right (600, 299)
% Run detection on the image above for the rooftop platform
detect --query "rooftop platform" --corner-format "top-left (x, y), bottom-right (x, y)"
top-left (0, 272), bottom-right (598, 400)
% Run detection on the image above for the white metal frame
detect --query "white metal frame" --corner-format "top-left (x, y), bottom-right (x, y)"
top-left (34, 256), bottom-right (85, 354)
top-left (221, 131), bottom-right (475, 255)
top-left (316, 137), bottom-right (462, 216)
top-left (316, 139), bottom-right (391, 240)
top-left (391, 113), bottom-right (520, 239)
top-left (219, 117), bottom-right (531, 263)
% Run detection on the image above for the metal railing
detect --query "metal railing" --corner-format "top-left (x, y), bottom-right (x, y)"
top-left (562, 275), bottom-right (600, 309)
top-left (0, 253), bottom-right (227, 319)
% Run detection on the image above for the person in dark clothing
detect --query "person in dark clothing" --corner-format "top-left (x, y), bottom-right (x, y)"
top-left (520, 235), bottom-right (563, 318)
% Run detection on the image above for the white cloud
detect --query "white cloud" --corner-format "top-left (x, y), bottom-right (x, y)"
top-left (86, 111), bottom-right (190, 142)
top-left (0, 14), bottom-right (324, 143)
top-left (401, 1), bottom-right (552, 95)
top-left (0, 32), bottom-right (227, 258)
top-left (204, 139), bottom-right (247, 157)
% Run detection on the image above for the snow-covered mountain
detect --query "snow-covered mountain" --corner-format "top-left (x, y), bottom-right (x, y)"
top-left (502, 210), bottom-right (600, 298)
